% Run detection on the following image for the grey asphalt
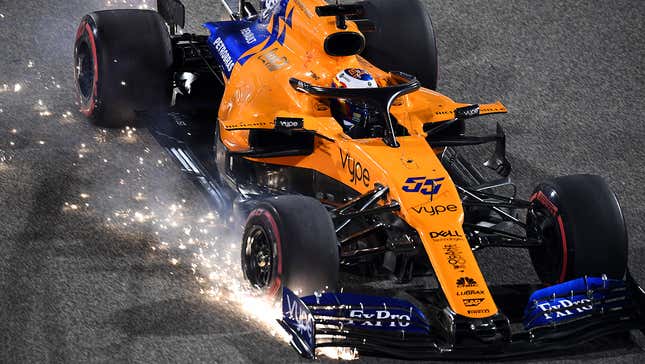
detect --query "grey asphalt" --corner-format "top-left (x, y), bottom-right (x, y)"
top-left (0, 0), bottom-right (644, 363)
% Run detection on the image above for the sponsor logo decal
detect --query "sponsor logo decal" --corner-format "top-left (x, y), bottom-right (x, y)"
top-left (456, 276), bottom-right (484, 297)
top-left (535, 298), bottom-right (593, 320)
top-left (284, 292), bottom-right (314, 344)
top-left (275, 117), bottom-right (303, 129)
top-left (412, 204), bottom-right (458, 215)
top-left (430, 230), bottom-right (463, 240)
top-left (348, 310), bottom-right (411, 328)
top-left (339, 148), bottom-right (370, 187)
top-left (455, 104), bottom-right (480, 119)
top-left (457, 290), bottom-right (484, 296)
top-left (240, 27), bottom-right (257, 44)
top-left (523, 277), bottom-right (630, 330)
top-left (259, 48), bottom-right (289, 71)
top-left (468, 308), bottom-right (490, 315)
top-left (240, 0), bottom-right (293, 65)
top-left (442, 244), bottom-right (466, 272)
top-left (456, 276), bottom-right (477, 288)
top-left (213, 37), bottom-right (235, 73)
top-left (402, 177), bottom-right (445, 198)
top-left (463, 298), bottom-right (485, 307)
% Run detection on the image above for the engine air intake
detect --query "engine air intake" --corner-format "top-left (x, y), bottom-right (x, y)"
top-left (324, 31), bottom-right (366, 57)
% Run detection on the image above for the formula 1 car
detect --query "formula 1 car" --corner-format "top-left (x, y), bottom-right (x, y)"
top-left (73, 0), bottom-right (645, 360)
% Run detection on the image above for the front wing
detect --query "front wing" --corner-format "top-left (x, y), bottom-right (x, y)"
top-left (280, 273), bottom-right (645, 360)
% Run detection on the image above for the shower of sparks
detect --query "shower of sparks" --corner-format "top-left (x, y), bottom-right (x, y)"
top-left (120, 126), bottom-right (138, 143)
top-left (63, 202), bottom-right (80, 212)
top-left (317, 347), bottom-right (359, 361)
top-left (78, 143), bottom-right (91, 158)
top-left (35, 99), bottom-right (52, 117)
top-left (60, 111), bottom-right (77, 124)
top-left (1, 52), bottom-right (309, 355)
top-left (0, 11), bottom-right (357, 360)
top-left (54, 133), bottom-right (298, 350)
top-left (94, 129), bottom-right (108, 143)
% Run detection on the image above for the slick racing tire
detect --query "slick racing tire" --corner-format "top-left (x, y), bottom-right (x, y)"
top-left (74, 10), bottom-right (173, 127)
top-left (527, 174), bottom-right (628, 284)
top-left (359, 0), bottom-right (438, 90)
top-left (241, 196), bottom-right (339, 297)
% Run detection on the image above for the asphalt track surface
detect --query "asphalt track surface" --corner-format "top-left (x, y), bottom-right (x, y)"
top-left (0, 0), bottom-right (644, 363)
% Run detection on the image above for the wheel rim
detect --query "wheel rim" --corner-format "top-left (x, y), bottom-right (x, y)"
top-left (243, 225), bottom-right (274, 289)
top-left (76, 41), bottom-right (94, 102)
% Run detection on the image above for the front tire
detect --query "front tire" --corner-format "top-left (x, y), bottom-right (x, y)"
top-left (73, 10), bottom-right (173, 127)
top-left (527, 174), bottom-right (628, 284)
top-left (241, 196), bottom-right (339, 297)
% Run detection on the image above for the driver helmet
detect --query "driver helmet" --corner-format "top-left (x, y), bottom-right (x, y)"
top-left (331, 68), bottom-right (378, 134)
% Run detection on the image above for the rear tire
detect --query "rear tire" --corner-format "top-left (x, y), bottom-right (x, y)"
top-left (241, 196), bottom-right (339, 297)
top-left (73, 10), bottom-right (173, 127)
top-left (527, 175), bottom-right (628, 284)
top-left (359, 0), bottom-right (438, 90)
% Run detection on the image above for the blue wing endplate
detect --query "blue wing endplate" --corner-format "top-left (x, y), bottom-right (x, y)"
top-left (523, 276), bottom-right (631, 330)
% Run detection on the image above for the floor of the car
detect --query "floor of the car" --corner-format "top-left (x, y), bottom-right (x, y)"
top-left (145, 109), bottom-right (234, 214)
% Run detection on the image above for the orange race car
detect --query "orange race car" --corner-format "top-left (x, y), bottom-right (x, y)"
top-left (73, 0), bottom-right (645, 360)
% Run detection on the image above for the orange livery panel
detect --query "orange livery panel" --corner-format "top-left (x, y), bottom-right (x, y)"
top-left (218, 0), bottom-right (505, 318)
